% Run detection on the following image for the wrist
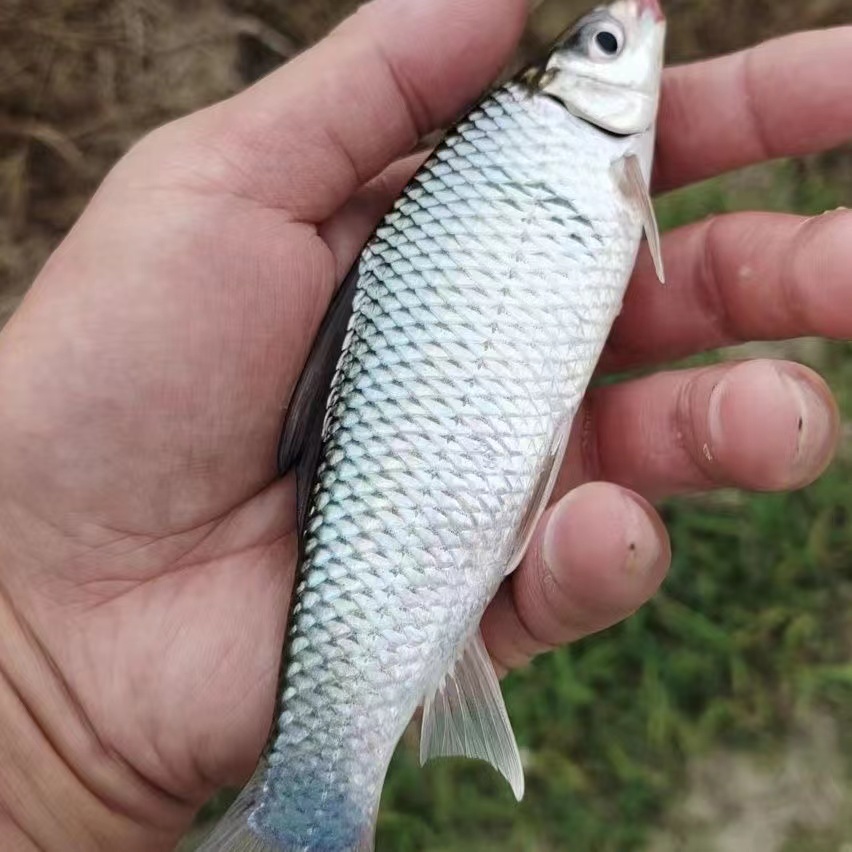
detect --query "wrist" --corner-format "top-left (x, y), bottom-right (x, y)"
top-left (0, 585), bottom-right (193, 851)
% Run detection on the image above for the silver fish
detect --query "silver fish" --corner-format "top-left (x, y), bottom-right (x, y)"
top-left (201, 2), bottom-right (666, 849)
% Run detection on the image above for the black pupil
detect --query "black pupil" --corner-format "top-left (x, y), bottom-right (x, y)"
top-left (595, 30), bottom-right (619, 54)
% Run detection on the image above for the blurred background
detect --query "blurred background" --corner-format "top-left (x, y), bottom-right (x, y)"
top-left (1, 1), bottom-right (851, 849)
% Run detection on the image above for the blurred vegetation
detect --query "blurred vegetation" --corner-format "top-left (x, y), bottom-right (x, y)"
top-left (2, 1), bottom-right (851, 850)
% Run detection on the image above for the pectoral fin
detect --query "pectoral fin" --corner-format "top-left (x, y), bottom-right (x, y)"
top-left (620, 153), bottom-right (665, 285)
top-left (420, 630), bottom-right (524, 801)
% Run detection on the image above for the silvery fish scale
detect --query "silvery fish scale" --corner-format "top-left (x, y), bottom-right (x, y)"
top-left (253, 82), bottom-right (647, 848)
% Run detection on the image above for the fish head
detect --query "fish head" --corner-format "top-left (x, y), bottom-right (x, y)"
top-left (539, 0), bottom-right (667, 136)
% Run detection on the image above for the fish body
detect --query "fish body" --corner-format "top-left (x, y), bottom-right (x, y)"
top-left (264, 89), bottom-right (647, 847)
top-left (201, 3), bottom-right (666, 850)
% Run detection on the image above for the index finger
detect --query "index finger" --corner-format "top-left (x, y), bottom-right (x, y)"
top-left (654, 27), bottom-right (852, 193)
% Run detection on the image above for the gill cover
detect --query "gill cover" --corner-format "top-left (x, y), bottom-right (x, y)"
top-left (540, 0), bottom-right (666, 136)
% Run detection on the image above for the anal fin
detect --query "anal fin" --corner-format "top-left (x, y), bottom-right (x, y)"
top-left (420, 630), bottom-right (524, 801)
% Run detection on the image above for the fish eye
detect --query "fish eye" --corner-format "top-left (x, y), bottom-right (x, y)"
top-left (588, 23), bottom-right (625, 60)
top-left (596, 31), bottom-right (619, 54)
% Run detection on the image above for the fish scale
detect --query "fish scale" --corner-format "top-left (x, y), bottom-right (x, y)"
top-left (251, 81), bottom-right (644, 849)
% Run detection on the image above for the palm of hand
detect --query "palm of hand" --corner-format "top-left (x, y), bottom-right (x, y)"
top-left (0, 1), bottom-right (848, 845)
top-left (0, 148), bottom-right (322, 794)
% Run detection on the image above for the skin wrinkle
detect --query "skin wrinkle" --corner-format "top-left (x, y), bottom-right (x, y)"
top-left (371, 36), bottom-right (436, 143)
top-left (537, 561), bottom-right (601, 641)
top-left (64, 484), bottom-right (297, 611)
top-left (0, 583), bottom-right (189, 833)
top-left (319, 119), bottom-right (372, 206)
top-left (578, 396), bottom-right (603, 483)
top-left (140, 130), bottom-right (278, 212)
top-left (134, 594), bottom-right (267, 801)
top-left (0, 698), bottom-right (51, 852)
top-left (185, 635), bottom-right (283, 792)
top-left (276, 226), bottom-right (340, 358)
top-left (0, 806), bottom-right (40, 852)
top-left (778, 214), bottom-right (826, 338)
top-left (82, 523), bottom-right (217, 572)
top-left (739, 47), bottom-right (775, 165)
top-left (486, 600), bottom-right (526, 675)
top-left (0, 480), bottom-right (295, 836)
top-left (0, 702), bottom-right (49, 852)
top-left (697, 216), bottom-right (741, 346)
top-left (508, 559), bottom-right (560, 661)
top-left (56, 417), bottom-right (296, 551)
top-left (673, 369), bottom-right (725, 490)
top-left (65, 524), bottom-right (220, 611)
top-left (34, 513), bottom-right (229, 603)
top-left (483, 582), bottom-right (548, 676)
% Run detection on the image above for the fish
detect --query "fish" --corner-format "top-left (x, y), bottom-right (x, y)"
top-left (199, 1), bottom-right (667, 849)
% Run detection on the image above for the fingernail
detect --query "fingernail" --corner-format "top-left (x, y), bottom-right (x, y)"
top-left (779, 367), bottom-right (838, 486)
top-left (707, 371), bottom-right (728, 467)
top-left (620, 491), bottom-right (662, 577)
top-left (541, 489), bottom-right (579, 572)
top-left (542, 487), bottom-right (662, 579)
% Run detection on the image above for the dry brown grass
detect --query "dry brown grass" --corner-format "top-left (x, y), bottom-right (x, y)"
top-left (1, 0), bottom-right (850, 324)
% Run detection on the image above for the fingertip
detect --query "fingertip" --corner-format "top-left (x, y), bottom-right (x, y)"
top-left (539, 483), bottom-right (670, 626)
top-left (486, 482), bottom-right (671, 673)
top-left (706, 359), bottom-right (840, 491)
top-left (483, 482), bottom-right (673, 673)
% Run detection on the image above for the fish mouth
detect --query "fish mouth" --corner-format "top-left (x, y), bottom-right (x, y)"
top-left (636, 0), bottom-right (665, 22)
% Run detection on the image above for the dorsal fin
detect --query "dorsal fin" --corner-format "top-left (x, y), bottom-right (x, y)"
top-left (278, 262), bottom-right (360, 534)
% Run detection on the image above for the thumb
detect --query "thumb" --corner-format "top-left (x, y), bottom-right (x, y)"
top-left (175, 0), bottom-right (528, 222)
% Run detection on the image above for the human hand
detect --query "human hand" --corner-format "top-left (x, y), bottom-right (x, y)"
top-left (0, 0), bottom-right (848, 847)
